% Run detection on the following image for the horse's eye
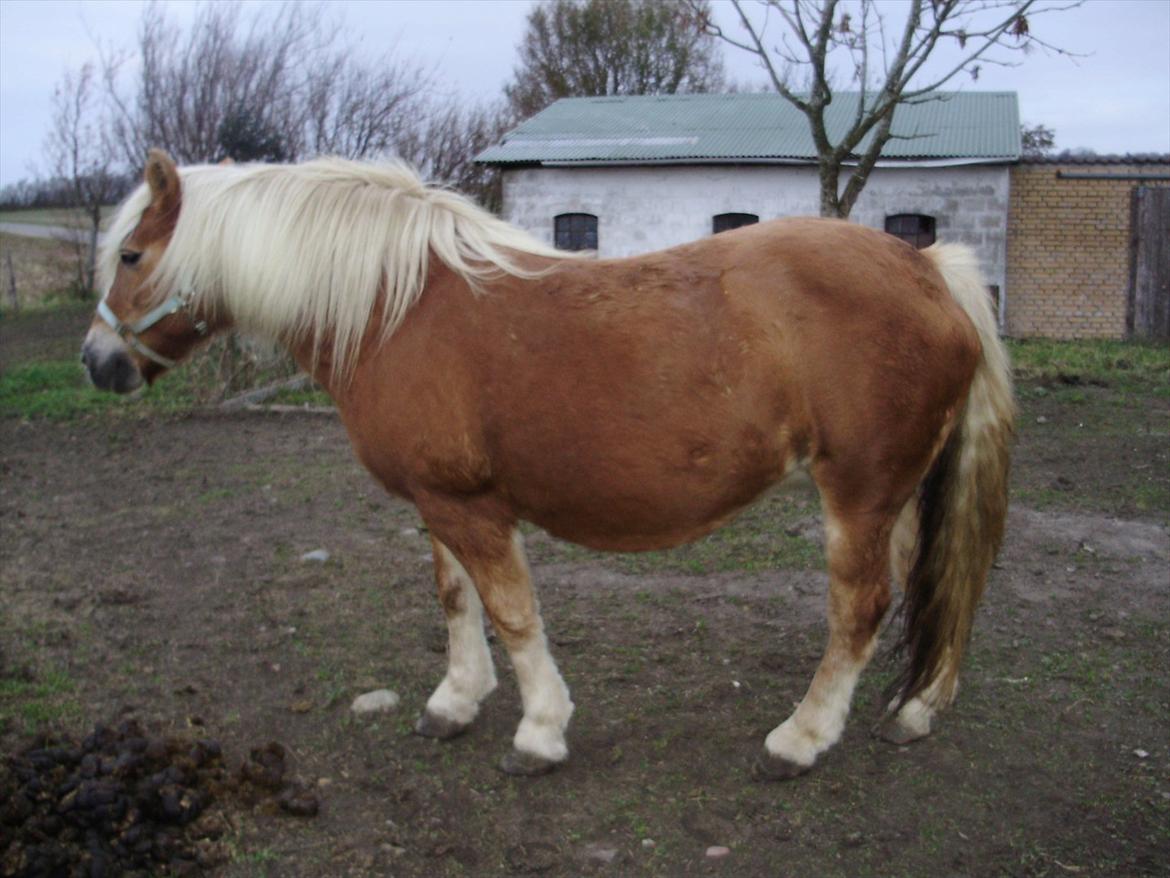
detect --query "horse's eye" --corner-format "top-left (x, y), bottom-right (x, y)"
top-left (120, 251), bottom-right (142, 266)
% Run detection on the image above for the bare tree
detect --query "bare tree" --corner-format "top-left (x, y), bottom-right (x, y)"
top-left (44, 63), bottom-right (124, 297)
top-left (101, 3), bottom-right (432, 166)
top-left (699, 0), bottom-right (1080, 217)
top-left (396, 98), bottom-right (516, 210)
top-left (506, 0), bottom-right (725, 118)
top-left (299, 53), bottom-right (432, 161)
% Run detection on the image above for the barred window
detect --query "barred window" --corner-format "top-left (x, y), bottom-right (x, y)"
top-left (554, 213), bottom-right (598, 251)
top-left (713, 212), bottom-right (759, 234)
top-left (885, 214), bottom-right (936, 249)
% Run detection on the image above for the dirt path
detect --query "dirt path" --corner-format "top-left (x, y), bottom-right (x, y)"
top-left (2, 408), bottom-right (1167, 877)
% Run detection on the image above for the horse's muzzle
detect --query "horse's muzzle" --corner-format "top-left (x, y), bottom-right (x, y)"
top-left (82, 342), bottom-right (143, 394)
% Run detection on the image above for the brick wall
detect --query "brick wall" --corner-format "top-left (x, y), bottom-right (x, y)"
top-left (1006, 159), bottom-right (1170, 338)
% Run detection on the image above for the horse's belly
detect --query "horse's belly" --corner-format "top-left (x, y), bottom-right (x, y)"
top-left (512, 444), bottom-right (805, 552)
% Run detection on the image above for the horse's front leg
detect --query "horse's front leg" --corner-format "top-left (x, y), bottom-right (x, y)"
top-left (415, 537), bottom-right (498, 739)
top-left (419, 506), bottom-right (573, 775)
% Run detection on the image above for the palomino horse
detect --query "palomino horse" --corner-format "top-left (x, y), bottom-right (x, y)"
top-left (83, 151), bottom-right (1014, 778)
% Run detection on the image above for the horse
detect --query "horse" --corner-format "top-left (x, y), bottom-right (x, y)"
top-left (82, 150), bottom-right (1014, 779)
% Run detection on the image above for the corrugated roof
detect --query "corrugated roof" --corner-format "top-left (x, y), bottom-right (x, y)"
top-left (477, 92), bottom-right (1020, 165)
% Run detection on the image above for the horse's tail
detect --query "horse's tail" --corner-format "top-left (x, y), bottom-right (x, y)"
top-left (893, 243), bottom-right (1016, 711)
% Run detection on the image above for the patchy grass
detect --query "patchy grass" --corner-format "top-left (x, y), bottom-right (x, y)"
top-left (0, 358), bottom-right (201, 419)
top-left (1007, 338), bottom-right (1170, 394)
top-left (1005, 340), bottom-right (1170, 520)
top-left (0, 667), bottom-right (80, 736)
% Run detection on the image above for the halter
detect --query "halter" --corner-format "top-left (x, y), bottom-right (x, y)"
top-left (97, 293), bottom-right (208, 369)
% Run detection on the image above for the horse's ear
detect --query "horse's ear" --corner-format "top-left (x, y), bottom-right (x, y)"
top-left (144, 149), bottom-right (180, 211)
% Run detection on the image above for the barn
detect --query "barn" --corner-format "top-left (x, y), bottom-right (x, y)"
top-left (477, 91), bottom-right (1019, 325)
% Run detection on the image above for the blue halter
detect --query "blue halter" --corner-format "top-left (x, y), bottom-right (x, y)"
top-left (97, 294), bottom-right (206, 369)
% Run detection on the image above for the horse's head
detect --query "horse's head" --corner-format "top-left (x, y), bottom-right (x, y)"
top-left (82, 150), bottom-right (213, 392)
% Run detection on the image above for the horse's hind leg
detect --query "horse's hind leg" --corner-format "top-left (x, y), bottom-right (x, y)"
top-left (415, 538), bottom-right (498, 740)
top-left (877, 498), bottom-right (944, 743)
top-left (758, 505), bottom-right (895, 779)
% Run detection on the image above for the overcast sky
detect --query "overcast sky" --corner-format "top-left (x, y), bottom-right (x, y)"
top-left (1, 0), bottom-right (1167, 188)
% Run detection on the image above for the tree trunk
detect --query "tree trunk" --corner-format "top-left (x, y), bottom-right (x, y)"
top-left (818, 161), bottom-right (845, 218)
top-left (84, 207), bottom-right (100, 298)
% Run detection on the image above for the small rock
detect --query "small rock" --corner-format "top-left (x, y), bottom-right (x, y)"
top-left (289, 700), bottom-right (313, 714)
top-left (351, 690), bottom-right (400, 714)
top-left (641, 839), bottom-right (656, 849)
top-left (300, 549), bottom-right (330, 563)
top-left (400, 527), bottom-right (419, 537)
top-left (706, 846), bottom-right (731, 859)
top-left (1103, 628), bottom-right (1126, 641)
top-left (1134, 748), bottom-right (1149, 759)
top-left (1035, 415), bottom-right (1048, 424)
top-left (583, 843), bottom-right (618, 864)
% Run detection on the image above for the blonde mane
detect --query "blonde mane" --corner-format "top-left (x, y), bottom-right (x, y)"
top-left (99, 158), bottom-right (568, 375)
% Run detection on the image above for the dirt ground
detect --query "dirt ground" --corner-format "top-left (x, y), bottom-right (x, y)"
top-left (2, 311), bottom-right (1168, 877)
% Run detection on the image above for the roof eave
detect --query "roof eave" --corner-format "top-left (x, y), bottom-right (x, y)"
top-left (476, 155), bottom-right (1017, 168)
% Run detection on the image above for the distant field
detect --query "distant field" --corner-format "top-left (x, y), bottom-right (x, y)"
top-left (0, 233), bottom-right (81, 310)
top-left (0, 206), bottom-right (115, 228)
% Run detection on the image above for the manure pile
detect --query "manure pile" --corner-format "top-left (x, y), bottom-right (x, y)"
top-left (2, 720), bottom-right (319, 877)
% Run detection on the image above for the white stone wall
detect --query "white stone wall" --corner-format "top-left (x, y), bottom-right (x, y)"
top-left (500, 163), bottom-right (1010, 295)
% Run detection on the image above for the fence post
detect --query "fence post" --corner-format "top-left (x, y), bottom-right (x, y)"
top-left (5, 250), bottom-right (17, 314)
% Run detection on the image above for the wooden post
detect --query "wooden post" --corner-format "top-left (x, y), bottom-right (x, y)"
top-left (1128, 186), bottom-right (1170, 340)
top-left (5, 250), bottom-right (17, 314)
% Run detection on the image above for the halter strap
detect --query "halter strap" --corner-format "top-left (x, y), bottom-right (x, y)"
top-left (97, 295), bottom-right (203, 369)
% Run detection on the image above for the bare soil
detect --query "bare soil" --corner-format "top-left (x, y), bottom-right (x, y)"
top-left (2, 316), bottom-right (1168, 876)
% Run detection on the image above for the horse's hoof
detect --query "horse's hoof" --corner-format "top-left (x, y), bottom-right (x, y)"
top-left (752, 750), bottom-right (813, 782)
top-left (414, 710), bottom-right (469, 741)
top-left (875, 712), bottom-right (929, 745)
top-left (498, 749), bottom-right (561, 777)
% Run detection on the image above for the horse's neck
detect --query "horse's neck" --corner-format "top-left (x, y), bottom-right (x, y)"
top-left (283, 257), bottom-right (482, 402)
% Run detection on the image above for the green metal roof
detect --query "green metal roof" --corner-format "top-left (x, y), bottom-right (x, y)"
top-left (477, 92), bottom-right (1020, 165)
